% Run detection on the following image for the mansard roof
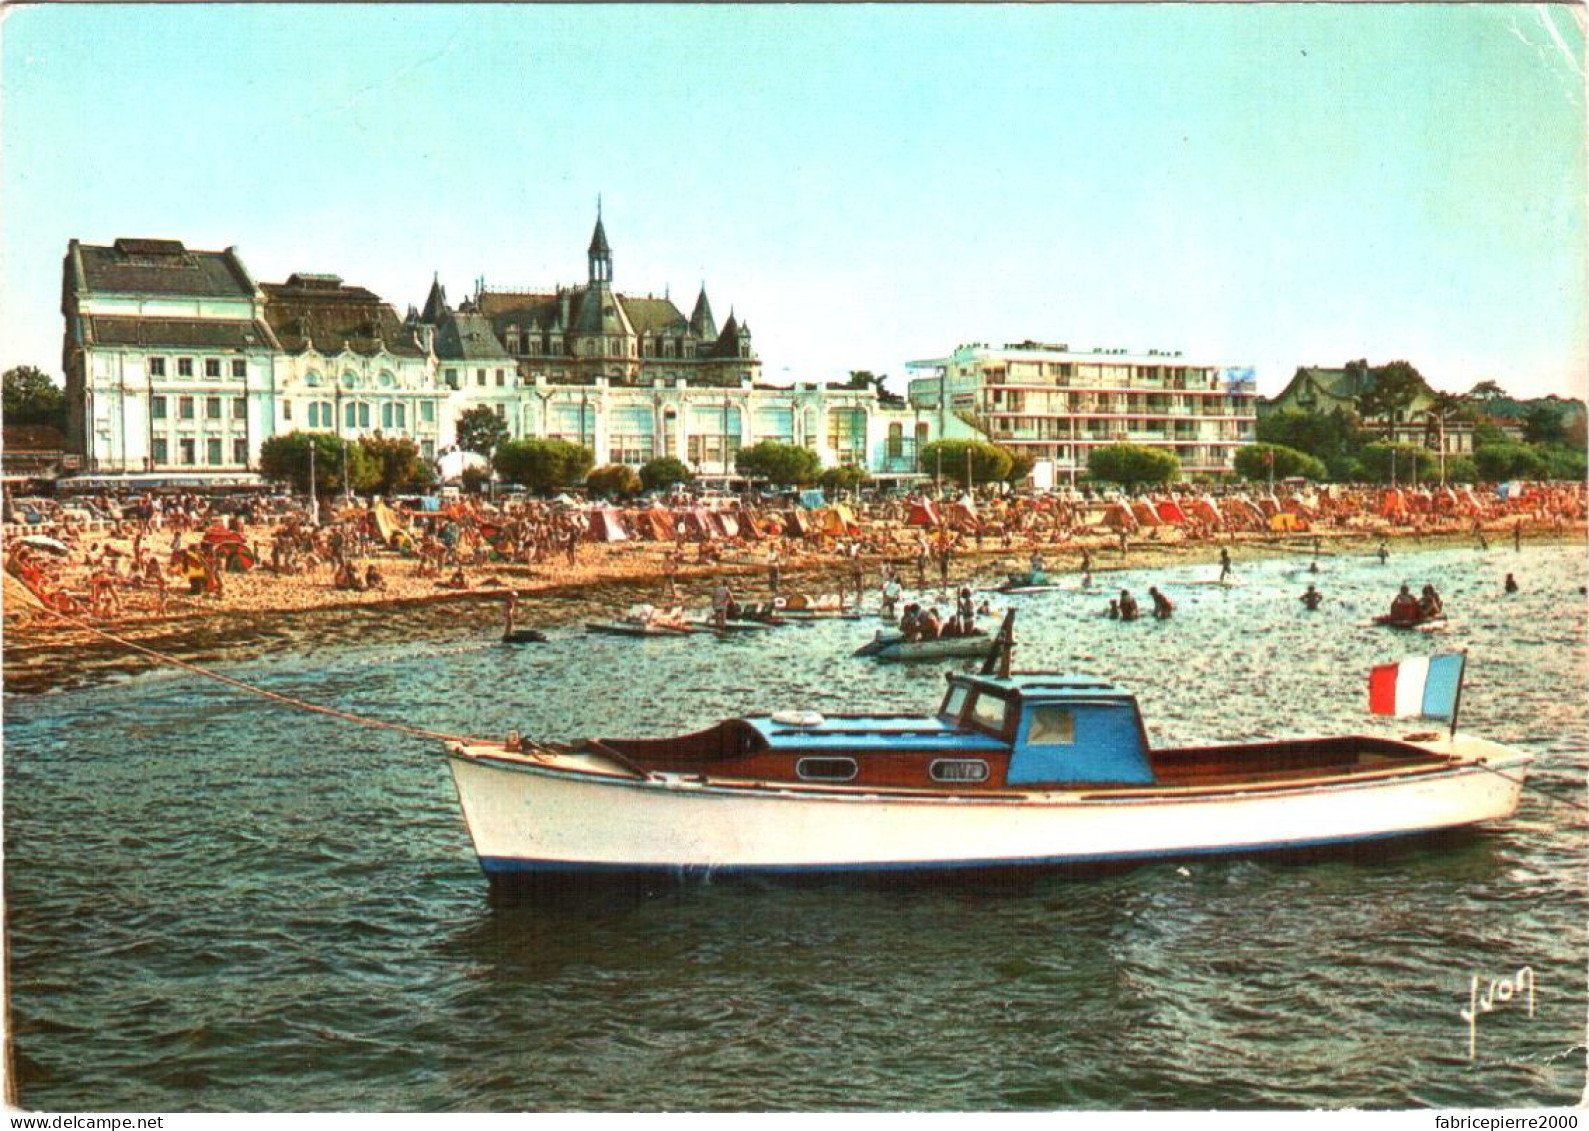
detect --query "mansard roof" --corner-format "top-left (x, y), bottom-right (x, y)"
top-left (618, 295), bottom-right (688, 336)
top-left (570, 284), bottom-right (633, 336)
top-left (261, 276), bottom-right (425, 357)
top-left (434, 310), bottom-right (513, 362)
top-left (477, 290), bottom-right (566, 332)
top-left (69, 238), bottom-right (258, 299)
top-left (81, 315), bottom-right (277, 351)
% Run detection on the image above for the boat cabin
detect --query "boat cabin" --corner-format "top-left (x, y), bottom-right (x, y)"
top-left (592, 672), bottom-right (1159, 792)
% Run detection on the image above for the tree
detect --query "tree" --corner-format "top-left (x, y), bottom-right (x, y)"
top-left (1086, 443), bottom-right (1180, 491)
top-left (1521, 403), bottom-right (1567, 446)
top-left (358, 433), bottom-right (434, 495)
top-left (735, 440), bottom-right (821, 486)
top-left (455, 406), bottom-right (510, 456)
top-left (1473, 443), bottom-right (1548, 482)
top-left (1358, 442), bottom-right (1435, 485)
top-left (639, 456), bottom-right (694, 493)
top-left (587, 463), bottom-right (642, 498)
top-left (844, 369), bottom-right (903, 407)
top-left (917, 439), bottom-right (1012, 487)
top-left (1353, 360), bottom-right (1428, 423)
top-left (1467, 380), bottom-right (1508, 402)
top-left (259, 431), bottom-right (380, 495)
top-left (1256, 408), bottom-right (1365, 476)
top-left (493, 438), bottom-right (594, 494)
top-left (1001, 446), bottom-right (1037, 487)
top-left (3, 365), bottom-right (67, 430)
top-left (819, 464), bottom-right (870, 495)
top-left (1233, 443), bottom-right (1327, 483)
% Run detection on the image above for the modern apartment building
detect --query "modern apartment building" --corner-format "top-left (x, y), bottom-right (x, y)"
top-left (906, 340), bottom-right (1258, 486)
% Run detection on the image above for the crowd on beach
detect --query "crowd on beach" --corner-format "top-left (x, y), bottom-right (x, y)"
top-left (4, 479), bottom-right (1585, 642)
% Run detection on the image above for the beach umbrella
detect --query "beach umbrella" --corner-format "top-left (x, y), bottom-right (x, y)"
top-left (19, 534), bottom-right (69, 555)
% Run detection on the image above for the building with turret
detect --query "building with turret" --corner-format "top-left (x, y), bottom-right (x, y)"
top-left (453, 210), bottom-right (758, 388)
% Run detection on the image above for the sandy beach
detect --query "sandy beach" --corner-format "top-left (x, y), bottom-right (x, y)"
top-left (5, 496), bottom-right (1582, 692)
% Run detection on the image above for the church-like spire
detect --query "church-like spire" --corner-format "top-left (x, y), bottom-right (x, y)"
top-left (588, 201), bottom-right (612, 284)
top-left (420, 272), bottom-right (448, 324)
top-left (689, 282), bottom-right (717, 341)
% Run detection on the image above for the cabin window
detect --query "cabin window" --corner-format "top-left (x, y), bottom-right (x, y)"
top-left (939, 684), bottom-right (969, 721)
top-left (796, 757), bottom-right (858, 783)
top-left (1026, 706), bottom-right (1076, 746)
top-left (968, 693), bottom-right (1011, 737)
top-left (930, 759), bottom-right (989, 784)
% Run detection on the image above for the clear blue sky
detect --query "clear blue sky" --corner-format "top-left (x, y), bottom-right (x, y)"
top-left (3, 4), bottom-right (1584, 400)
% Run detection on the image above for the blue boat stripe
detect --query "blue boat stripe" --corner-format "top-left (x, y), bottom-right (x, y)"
top-left (1421, 652), bottom-right (1465, 720)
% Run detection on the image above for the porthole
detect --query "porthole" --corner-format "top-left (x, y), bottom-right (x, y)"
top-left (930, 759), bottom-right (989, 784)
top-left (796, 757), bottom-right (857, 783)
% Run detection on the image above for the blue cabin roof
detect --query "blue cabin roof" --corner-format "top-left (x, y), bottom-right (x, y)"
top-left (946, 672), bottom-right (1135, 703)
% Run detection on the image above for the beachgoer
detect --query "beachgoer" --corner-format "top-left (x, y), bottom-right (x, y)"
top-left (1504, 573), bottom-right (1519, 594)
top-left (1418, 584), bottom-right (1443, 620)
top-left (1149, 586), bottom-right (1173, 620)
top-left (1218, 548), bottom-right (1232, 582)
top-left (1377, 541), bottom-right (1389, 565)
top-left (1301, 583), bottom-right (1323, 611)
top-left (1388, 583), bottom-right (1419, 623)
top-left (1118, 589), bottom-right (1140, 621)
top-left (711, 580), bottom-right (733, 629)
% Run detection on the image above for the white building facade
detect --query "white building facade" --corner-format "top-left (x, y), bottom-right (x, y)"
top-left (62, 239), bottom-right (281, 475)
top-left (907, 340), bottom-right (1258, 486)
top-left (62, 237), bottom-right (926, 486)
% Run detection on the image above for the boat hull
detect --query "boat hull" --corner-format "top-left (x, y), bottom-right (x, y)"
top-left (447, 737), bottom-right (1530, 881)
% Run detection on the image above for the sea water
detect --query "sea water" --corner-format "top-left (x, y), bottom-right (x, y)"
top-left (4, 541), bottom-right (1585, 1110)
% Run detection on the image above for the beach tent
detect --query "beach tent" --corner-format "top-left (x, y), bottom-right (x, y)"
top-left (943, 501), bottom-right (978, 532)
top-left (783, 509), bottom-right (811, 537)
top-left (1098, 502), bottom-right (1138, 531)
top-left (587, 507), bottom-right (629, 542)
top-left (1190, 498), bottom-right (1222, 525)
top-left (815, 504), bottom-right (860, 537)
top-left (1130, 501), bottom-right (1159, 526)
top-left (1379, 490), bottom-right (1407, 518)
top-left (797, 489), bottom-right (826, 510)
top-left (1155, 499), bottom-right (1188, 525)
top-left (713, 512), bottom-right (741, 539)
top-left (1269, 513), bottom-right (1305, 533)
top-left (905, 499), bottom-right (941, 528)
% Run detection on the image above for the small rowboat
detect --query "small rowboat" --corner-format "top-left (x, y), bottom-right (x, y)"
top-left (586, 621), bottom-right (700, 637)
top-left (586, 605), bottom-right (702, 637)
top-left (444, 629), bottom-right (1529, 889)
top-left (853, 629), bottom-right (994, 662)
top-left (1373, 614), bottom-right (1449, 633)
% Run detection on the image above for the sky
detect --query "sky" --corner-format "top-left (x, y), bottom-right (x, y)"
top-left (2, 3), bottom-right (1585, 402)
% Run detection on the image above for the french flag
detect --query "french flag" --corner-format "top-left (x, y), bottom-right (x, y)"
top-left (1368, 652), bottom-right (1467, 721)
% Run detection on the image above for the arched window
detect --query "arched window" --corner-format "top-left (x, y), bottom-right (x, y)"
top-left (887, 422), bottom-right (904, 459)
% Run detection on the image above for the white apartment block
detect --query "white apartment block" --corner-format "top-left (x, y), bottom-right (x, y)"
top-left (907, 340), bottom-right (1258, 486)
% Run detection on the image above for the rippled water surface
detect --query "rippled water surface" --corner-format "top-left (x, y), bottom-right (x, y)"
top-left (5, 542), bottom-right (1586, 1110)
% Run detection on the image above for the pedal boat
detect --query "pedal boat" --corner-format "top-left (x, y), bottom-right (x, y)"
top-left (445, 668), bottom-right (1531, 887)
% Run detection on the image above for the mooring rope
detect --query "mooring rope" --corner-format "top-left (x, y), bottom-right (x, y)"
top-left (16, 599), bottom-right (486, 746)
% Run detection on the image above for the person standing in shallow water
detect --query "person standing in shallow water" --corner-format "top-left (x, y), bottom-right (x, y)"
top-left (1218, 547), bottom-right (1232, 582)
top-left (1301, 582), bottom-right (1323, 610)
top-left (1504, 573), bottom-right (1519, 594)
top-left (1149, 586), bottom-right (1174, 619)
